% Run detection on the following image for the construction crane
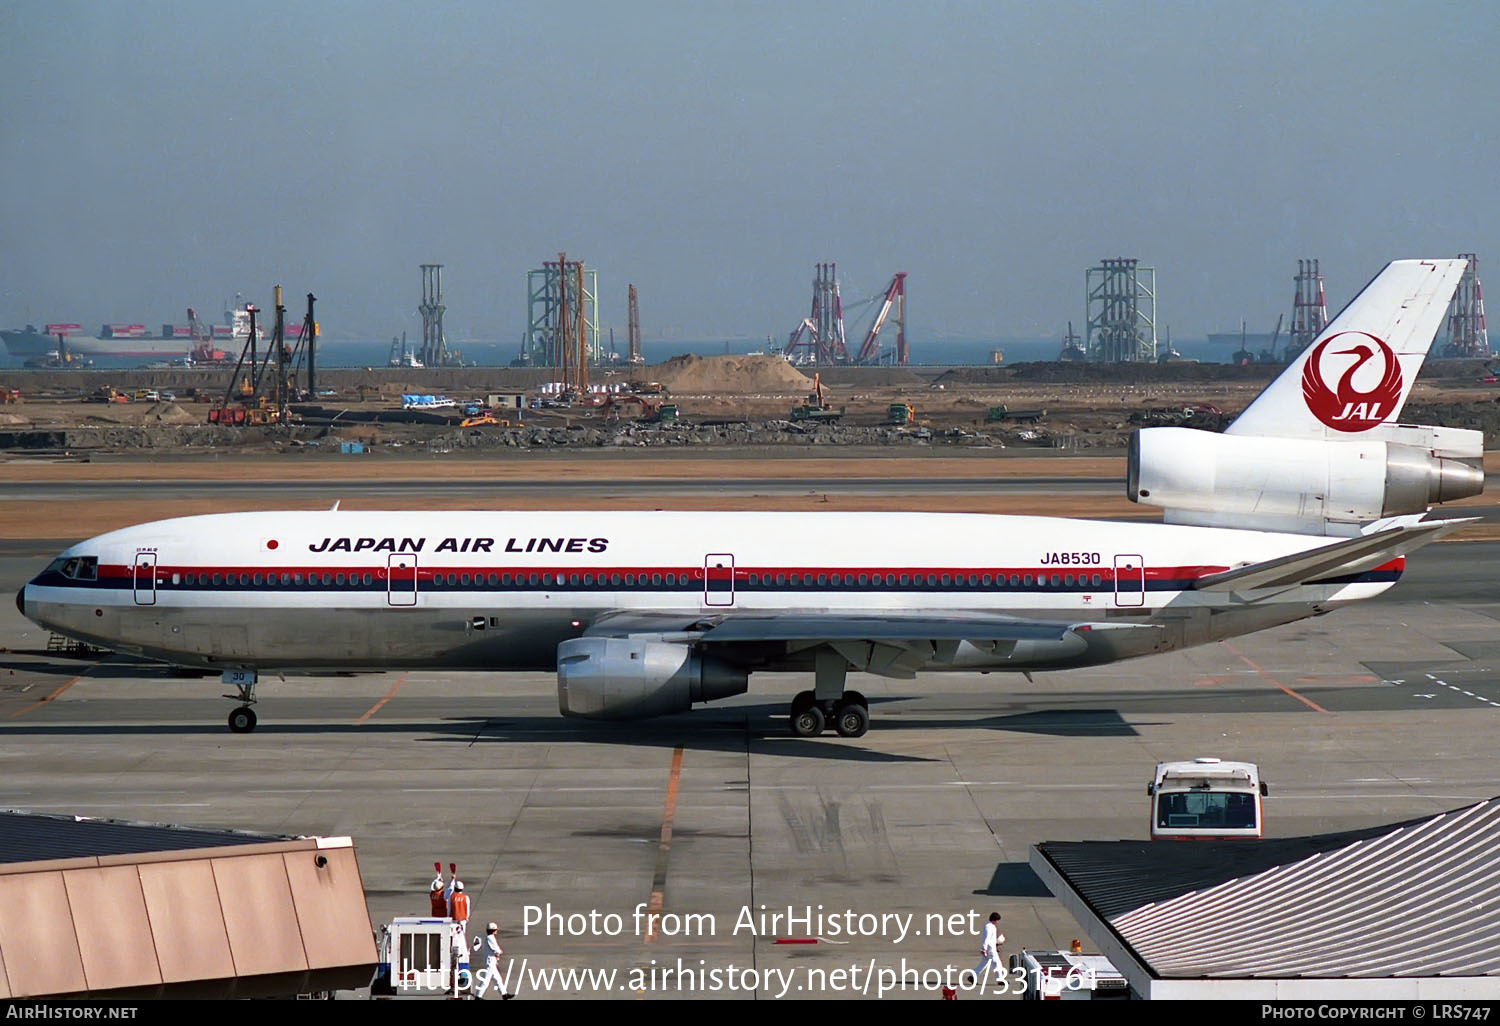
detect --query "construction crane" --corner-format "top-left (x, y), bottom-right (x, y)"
top-left (853, 272), bottom-right (907, 365)
top-left (627, 284), bottom-right (643, 366)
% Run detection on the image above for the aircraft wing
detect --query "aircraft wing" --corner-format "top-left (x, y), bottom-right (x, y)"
top-left (585, 611), bottom-right (1159, 678)
top-left (1192, 518), bottom-right (1474, 593)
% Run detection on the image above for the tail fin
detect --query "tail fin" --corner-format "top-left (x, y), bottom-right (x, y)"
top-left (1227, 259), bottom-right (1468, 439)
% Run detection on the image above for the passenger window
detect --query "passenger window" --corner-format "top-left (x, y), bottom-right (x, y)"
top-left (294, 573), bottom-right (304, 586)
top-left (1023, 574), bottom-right (1034, 586)
top-left (212, 574), bottom-right (222, 586)
top-left (529, 573), bottom-right (542, 586)
top-left (362, 573), bottom-right (373, 586)
top-left (461, 573), bottom-right (472, 586)
top-left (488, 573), bottom-right (499, 586)
top-left (982, 574), bottom-right (993, 586)
top-left (335, 573), bottom-right (346, 586)
top-left (253, 573), bottom-right (264, 586)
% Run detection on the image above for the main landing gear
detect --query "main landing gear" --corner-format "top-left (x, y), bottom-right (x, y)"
top-left (788, 650), bottom-right (869, 738)
top-left (789, 690), bottom-right (869, 739)
top-left (222, 669), bottom-right (259, 734)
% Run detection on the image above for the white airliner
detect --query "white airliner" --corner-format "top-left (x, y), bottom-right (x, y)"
top-left (17, 259), bottom-right (1484, 737)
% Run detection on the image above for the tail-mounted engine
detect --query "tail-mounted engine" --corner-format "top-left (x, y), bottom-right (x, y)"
top-left (556, 637), bottom-right (748, 719)
top-left (1128, 425), bottom-right (1484, 535)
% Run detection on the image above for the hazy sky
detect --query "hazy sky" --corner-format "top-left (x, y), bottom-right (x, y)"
top-left (2, 0), bottom-right (1496, 344)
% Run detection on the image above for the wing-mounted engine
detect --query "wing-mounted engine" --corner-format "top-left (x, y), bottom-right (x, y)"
top-left (1128, 425), bottom-right (1484, 536)
top-left (556, 637), bottom-right (748, 719)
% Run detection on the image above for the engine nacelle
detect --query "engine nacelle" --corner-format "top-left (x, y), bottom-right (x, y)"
top-left (556, 637), bottom-right (748, 720)
top-left (1128, 427), bottom-right (1483, 531)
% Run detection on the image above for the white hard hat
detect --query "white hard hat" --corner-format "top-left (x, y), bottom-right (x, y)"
top-left (454, 880), bottom-right (464, 891)
top-left (487, 922), bottom-right (498, 932)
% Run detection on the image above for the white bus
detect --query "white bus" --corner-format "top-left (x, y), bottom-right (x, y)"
top-left (1148, 757), bottom-right (1267, 840)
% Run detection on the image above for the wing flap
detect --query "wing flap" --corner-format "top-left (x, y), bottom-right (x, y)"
top-left (698, 614), bottom-right (1074, 644)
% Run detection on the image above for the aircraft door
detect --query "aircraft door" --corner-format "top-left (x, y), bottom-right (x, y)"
top-left (388, 553), bottom-right (418, 606)
top-left (1113, 554), bottom-right (1145, 607)
top-left (133, 552), bottom-right (157, 606)
top-left (704, 554), bottom-right (735, 607)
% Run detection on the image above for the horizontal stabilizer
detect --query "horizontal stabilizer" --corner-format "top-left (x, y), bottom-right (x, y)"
top-left (1193, 519), bottom-right (1474, 593)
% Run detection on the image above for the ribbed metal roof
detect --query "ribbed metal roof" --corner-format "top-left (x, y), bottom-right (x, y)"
top-left (0, 809), bottom-right (290, 865)
top-left (1037, 798), bottom-right (1500, 979)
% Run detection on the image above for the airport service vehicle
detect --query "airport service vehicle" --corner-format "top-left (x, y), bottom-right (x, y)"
top-left (1014, 949), bottom-right (1128, 1000)
top-left (370, 917), bottom-right (471, 998)
top-left (1149, 757), bottom-right (1266, 839)
top-left (16, 261), bottom-right (1486, 737)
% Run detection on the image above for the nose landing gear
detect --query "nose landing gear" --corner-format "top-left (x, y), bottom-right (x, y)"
top-left (222, 669), bottom-right (259, 733)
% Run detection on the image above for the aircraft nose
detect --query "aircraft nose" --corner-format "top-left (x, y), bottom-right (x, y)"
top-left (15, 586), bottom-right (24, 618)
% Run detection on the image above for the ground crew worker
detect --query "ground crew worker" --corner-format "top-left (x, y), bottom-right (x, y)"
top-left (451, 880), bottom-right (470, 931)
top-left (443, 862), bottom-right (458, 913)
top-left (474, 922), bottom-right (514, 999)
top-left (968, 912), bottom-right (1005, 986)
top-left (429, 879), bottom-right (447, 917)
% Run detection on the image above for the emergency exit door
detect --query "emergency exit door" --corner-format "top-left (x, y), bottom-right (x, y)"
top-left (704, 554), bottom-right (735, 606)
top-left (388, 553), bottom-right (418, 606)
top-left (1113, 554), bottom-right (1144, 607)
top-left (133, 553), bottom-right (157, 606)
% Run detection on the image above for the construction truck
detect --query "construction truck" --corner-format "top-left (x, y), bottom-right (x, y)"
top-left (0, 388), bottom-right (20, 404)
top-left (603, 394), bottom-right (678, 424)
top-left (627, 380), bottom-right (668, 397)
top-left (1149, 757), bottom-right (1266, 840)
top-left (984, 404), bottom-right (1046, 424)
top-left (1013, 948), bottom-right (1128, 1000)
top-left (370, 917), bottom-right (472, 999)
top-left (790, 373), bottom-right (844, 424)
top-left (888, 402), bottom-right (916, 425)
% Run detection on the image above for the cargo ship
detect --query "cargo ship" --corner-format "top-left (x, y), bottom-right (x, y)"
top-left (2, 304), bottom-right (263, 361)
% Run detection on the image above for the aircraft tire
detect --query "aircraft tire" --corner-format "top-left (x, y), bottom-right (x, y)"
top-left (843, 690), bottom-right (868, 711)
top-left (833, 701), bottom-right (870, 739)
top-left (790, 690), bottom-right (816, 716)
top-left (790, 704), bottom-right (825, 738)
top-left (228, 707), bottom-right (258, 733)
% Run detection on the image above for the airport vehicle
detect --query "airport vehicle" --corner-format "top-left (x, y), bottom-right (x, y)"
top-left (1149, 757), bottom-right (1266, 839)
top-left (1014, 948), bottom-right (1128, 1000)
top-left (888, 403), bottom-right (916, 425)
top-left (15, 261), bottom-right (1486, 738)
top-left (370, 917), bottom-right (471, 998)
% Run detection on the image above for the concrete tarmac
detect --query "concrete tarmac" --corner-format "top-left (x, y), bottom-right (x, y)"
top-left (1, 540), bottom-right (1497, 999)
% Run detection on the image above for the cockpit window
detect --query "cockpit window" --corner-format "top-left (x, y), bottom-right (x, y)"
top-left (48, 556), bottom-right (98, 581)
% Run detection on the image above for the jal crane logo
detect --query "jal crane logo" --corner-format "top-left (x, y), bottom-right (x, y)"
top-left (1300, 331), bottom-right (1403, 432)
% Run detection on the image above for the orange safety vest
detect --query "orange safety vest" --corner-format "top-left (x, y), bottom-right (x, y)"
top-left (430, 891), bottom-right (448, 917)
top-left (451, 892), bottom-right (471, 922)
